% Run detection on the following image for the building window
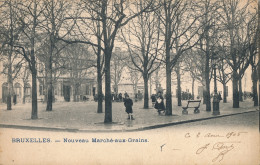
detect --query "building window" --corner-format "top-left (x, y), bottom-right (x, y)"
top-left (25, 83), bottom-right (31, 96)
top-left (86, 84), bottom-right (90, 95)
top-left (14, 83), bottom-right (22, 97)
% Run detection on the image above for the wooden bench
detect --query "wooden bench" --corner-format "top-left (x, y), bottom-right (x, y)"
top-left (182, 100), bottom-right (201, 115)
top-left (37, 98), bottom-right (43, 102)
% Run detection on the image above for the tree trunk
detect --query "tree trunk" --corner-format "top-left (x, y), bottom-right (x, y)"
top-left (232, 71), bottom-right (239, 108)
top-left (7, 2), bottom-right (13, 110)
top-left (149, 76), bottom-right (152, 97)
top-left (191, 78), bottom-right (195, 100)
top-left (165, 47), bottom-right (172, 115)
top-left (104, 50), bottom-right (112, 123)
top-left (73, 83), bottom-right (77, 102)
top-left (7, 49), bottom-right (13, 110)
top-left (97, 69), bottom-right (103, 113)
top-left (46, 40), bottom-right (53, 110)
top-left (223, 83), bottom-right (227, 103)
top-left (177, 66), bottom-right (182, 106)
top-left (143, 73), bottom-right (149, 109)
top-left (252, 66), bottom-right (258, 106)
top-left (23, 83), bottom-right (26, 104)
top-left (239, 78), bottom-right (243, 102)
top-left (31, 68), bottom-right (38, 119)
top-left (43, 69), bottom-right (48, 103)
top-left (205, 54), bottom-right (211, 111)
top-left (203, 89), bottom-right (206, 104)
top-left (30, 0), bottom-right (38, 119)
top-left (46, 72), bottom-right (53, 111)
top-left (7, 82), bottom-right (12, 110)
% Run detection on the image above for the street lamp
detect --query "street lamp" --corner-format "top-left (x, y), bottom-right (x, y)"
top-left (212, 53), bottom-right (220, 115)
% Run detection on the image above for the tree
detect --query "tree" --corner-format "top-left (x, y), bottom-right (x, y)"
top-left (174, 61), bottom-right (181, 105)
top-left (111, 47), bottom-right (127, 95)
top-left (58, 2), bottom-right (105, 113)
top-left (183, 49), bottom-right (205, 100)
top-left (195, 0), bottom-right (222, 111)
top-left (247, 11), bottom-right (258, 106)
top-left (91, 19), bottom-right (105, 113)
top-left (41, 0), bottom-right (73, 111)
top-left (219, 0), bottom-right (256, 108)
top-left (13, 0), bottom-right (46, 119)
top-left (22, 66), bottom-right (30, 104)
top-left (60, 0), bottom-right (154, 122)
top-left (157, 0), bottom-right (202, 115)
top-left (121, 1), bottom-right (162, 109)
top-left (0, 0), bottom-right (25, 110)
top-left (216, 54), bottom-right (232, 103)
top-left (128, 68), bottom-right (142, 96)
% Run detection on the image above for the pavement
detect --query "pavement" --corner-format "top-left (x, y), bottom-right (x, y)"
top-left (0, 98), bottom-right (259, 132)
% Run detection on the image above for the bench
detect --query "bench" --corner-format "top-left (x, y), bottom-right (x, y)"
top-left (182, 100), bottom-right (201, 115)
top-left (37, 98), bottom-right (43, 102)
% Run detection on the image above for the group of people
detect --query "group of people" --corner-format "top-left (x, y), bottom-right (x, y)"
top-left (111, 93), bottom-right (123, 102)
top-left (123, 91), bottom-right (166, 120)
top-left (181, 92), bottom-right (193, 100)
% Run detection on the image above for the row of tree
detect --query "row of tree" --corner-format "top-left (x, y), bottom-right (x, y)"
top-left (0, 0), bottom-right (258, 123)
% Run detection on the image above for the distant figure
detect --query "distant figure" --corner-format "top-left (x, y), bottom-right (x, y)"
top-left (111, 93), bottom-right (115, 101)
top-left (124, 91), bottom-right (128, 98)
top-left (135, 93), bottom-right (138, 102)
top-left (124, 94), bottom-right (134, 120)
top-left (124, 91), bottom-right (128, 101)
top-left (154, 92), bottom-right (165, 114)
top-left (218, 92), bottom-right (222, 101)
top-left (118, 93), bottom-right (122, 102)
top-left (151, 94), bottom-right (156, 107)
top-left (13, 94), bottom-right (17, 105)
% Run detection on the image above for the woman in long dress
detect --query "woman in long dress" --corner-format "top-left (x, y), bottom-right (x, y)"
top-left (154, 92), bottom-right (165, 114)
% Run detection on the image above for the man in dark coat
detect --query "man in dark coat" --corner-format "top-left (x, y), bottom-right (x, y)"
top-left (124, 94), bottom-right (134, 120)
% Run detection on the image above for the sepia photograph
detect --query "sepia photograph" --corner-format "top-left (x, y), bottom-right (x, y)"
top-left (0, 0), bottom-right (259, 164)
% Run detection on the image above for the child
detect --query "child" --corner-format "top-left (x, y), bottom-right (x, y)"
top-left (124, 94), bottom-right (134, 120)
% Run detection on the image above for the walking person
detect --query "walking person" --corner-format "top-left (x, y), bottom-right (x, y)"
top-left (124, 94), bottom-right (134, 120)
top-left (154, 92), bottom-right (165, 115)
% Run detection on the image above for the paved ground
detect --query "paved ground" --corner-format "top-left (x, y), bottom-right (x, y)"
top-left (0, 98), bottom-right (259, 132)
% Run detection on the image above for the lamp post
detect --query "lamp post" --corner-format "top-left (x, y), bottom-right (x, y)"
top-left (212, 54), bottom-right (220, 115)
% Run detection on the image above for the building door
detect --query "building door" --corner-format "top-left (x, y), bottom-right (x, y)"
top-left (63, 85), bottom-right (71, 102)
top-left (92, 87), bottom-right (96, 96)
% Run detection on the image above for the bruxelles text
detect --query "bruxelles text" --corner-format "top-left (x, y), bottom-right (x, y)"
top-left (12, 138), bottom-right (149, 143)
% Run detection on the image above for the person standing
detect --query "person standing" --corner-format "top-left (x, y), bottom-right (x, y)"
top-left (124, 94), bottom-right (134, 120)
top-left (13, 94), bottom-right (17, 105)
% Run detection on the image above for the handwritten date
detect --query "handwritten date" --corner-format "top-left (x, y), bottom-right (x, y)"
top-left (185, 131), bottom-right (247, 139)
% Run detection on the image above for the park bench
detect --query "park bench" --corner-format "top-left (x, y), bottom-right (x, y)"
top-left (182, 100), bottom-right (201, 115)
top-left (37, 98), bottom-right (43, 102)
